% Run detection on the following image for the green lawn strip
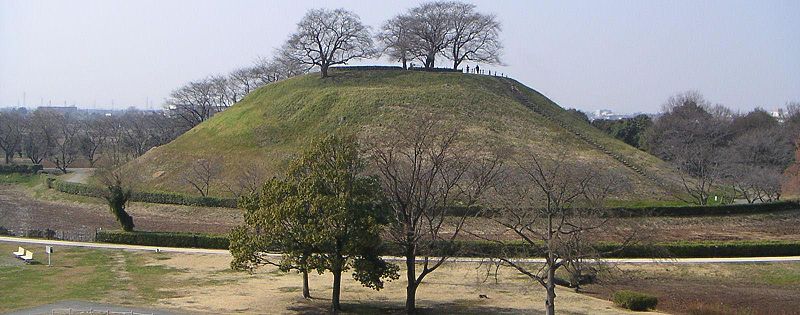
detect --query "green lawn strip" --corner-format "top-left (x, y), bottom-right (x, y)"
top-left (0, 244), bottom-right (117, 312)
top-left (732, 263), bottom-right (800, 287)
top-left (0, 173), bottom-right (42, 187)
top-left (122, 251), bottom-right (185, 302)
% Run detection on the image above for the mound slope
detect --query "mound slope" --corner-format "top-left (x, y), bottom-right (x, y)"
top-left (127, 69), bottom-right (680, 198)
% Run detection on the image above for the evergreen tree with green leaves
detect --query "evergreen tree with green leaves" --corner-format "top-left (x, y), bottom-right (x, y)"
top-left (230, 135), bottom-right (398, 312)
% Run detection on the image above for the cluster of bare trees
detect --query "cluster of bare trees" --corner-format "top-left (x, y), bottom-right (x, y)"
top-left (165, 56), bottom-right (307, 129)
top-left (278, 2), bottom-right (503, 78)
top-left (647, 92), bottom-right (798, 204)
top-left (0, 108), bottom-right (187, 172)
top-left (378, 1), bottom-right (502, 70)
top-left (164, 1), bottom-right (503, 129)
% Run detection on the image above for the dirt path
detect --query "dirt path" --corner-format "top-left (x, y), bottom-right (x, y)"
top-left (59, 168), bottom-right (95, 184)
top-left (5, 237), bottom-right (800, 264)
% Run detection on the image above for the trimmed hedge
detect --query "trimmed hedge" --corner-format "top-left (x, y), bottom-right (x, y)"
top-left (96, 230), bottom-right (230, 249)
top-left (410, 67), bottom-right (464, 73)
top-left (0, 164), bottom-right (43, 174)
top-left (613, 290), bottom-right (658, 311)
top-left (49, 178), bottom-right (799, 216)
top-left (609, 200), bottom-right (800, 217)
top-left (50, 179), bottom-right (237, 208)
top-left (331, 66), bottom-right (403, 71)
top-left (330, 65), bottom-right (463, 73)
top-left (93, 230), bottom-right (800, 258)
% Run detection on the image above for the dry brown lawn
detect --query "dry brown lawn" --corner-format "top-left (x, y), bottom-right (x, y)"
top-left (150, 252), bottom-right (660, 314)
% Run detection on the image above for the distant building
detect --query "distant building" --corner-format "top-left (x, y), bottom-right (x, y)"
top-left (591, 109), bottom-right (632, 121)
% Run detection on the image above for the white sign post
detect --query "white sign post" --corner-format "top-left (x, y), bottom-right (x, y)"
top-left (45, 246), bottom-right (53, 266)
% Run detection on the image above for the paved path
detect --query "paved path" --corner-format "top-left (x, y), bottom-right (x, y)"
top-left (3, 236), bottom-right (800, 264)
top-left (5, 300), bottom-right (185, 315)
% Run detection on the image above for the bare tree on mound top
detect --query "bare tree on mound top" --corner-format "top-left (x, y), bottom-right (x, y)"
top-left (281, 8), bottom-right (377, 78)
top-left (380, 1), bottom-right (503, 70)
top-left (443, 1), bottom-right (502, 69)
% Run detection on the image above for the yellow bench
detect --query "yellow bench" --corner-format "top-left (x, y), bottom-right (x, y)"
top-left (12, 246), bottom-right (25, 257)
top-left (19, 249), bottom-right (34, 263)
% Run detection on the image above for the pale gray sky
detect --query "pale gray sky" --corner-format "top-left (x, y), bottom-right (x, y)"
top-left (1, 0), bottom-right (798, 113)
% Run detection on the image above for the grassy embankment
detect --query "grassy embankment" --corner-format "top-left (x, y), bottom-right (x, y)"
top-left (124, 69), bottom-right (682, 199)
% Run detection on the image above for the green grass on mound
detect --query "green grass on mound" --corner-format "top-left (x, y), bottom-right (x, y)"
top-left (124, 69), bottom-right (680, 198)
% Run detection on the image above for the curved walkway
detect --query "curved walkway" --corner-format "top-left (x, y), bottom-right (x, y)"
top-left (3, 236), bottom-right (800, 264)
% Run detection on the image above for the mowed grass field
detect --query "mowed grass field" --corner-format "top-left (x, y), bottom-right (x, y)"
top-left (124, 69), bottom-right (679, 197)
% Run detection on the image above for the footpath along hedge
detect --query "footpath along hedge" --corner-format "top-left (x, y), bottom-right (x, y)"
top-left (50, 179), bottom-right (237, 208)
top-left (0, 164), bottom-right (43, 174)
top-left (95, 231), bottom-right (800, 258)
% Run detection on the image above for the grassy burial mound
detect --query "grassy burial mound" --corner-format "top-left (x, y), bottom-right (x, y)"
top-left (125, 69), bottom-right (680, 198)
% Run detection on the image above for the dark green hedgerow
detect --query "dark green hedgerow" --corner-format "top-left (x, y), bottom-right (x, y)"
top-left (96, 230), bottom-right (230, 249)
top-left (50, 179), bottom-right (237, 208)
top-left (0, 164), bottom-right (43, 174)
top-left (95, 230), bottom-right (800, 258)
top-left (49, 179), bottom-right (798, 216)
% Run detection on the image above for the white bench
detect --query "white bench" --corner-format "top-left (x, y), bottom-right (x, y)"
top-left (19, 250), bottom-right (33, 263)
top-left (12, 246), bottom-right (25, 257)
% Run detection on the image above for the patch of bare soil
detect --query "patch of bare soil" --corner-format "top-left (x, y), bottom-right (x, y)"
top-left (458, 211), bottom-right (800, 242)
top-left (583, 263), bottom-right (800, 315)
top-left (2, 182), bottom-right (799, 244)
top-left (0, 184), bottom-right (241, 236)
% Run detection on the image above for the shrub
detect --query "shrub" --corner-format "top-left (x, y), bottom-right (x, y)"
top-left (24, 229), bottom-right (57, 239)
top-left (0, 226), bottom-right (12, 236)
top-left (613, 290), bottom-right (658, 311)
top-left (96, 230), bottom-right (230, 249)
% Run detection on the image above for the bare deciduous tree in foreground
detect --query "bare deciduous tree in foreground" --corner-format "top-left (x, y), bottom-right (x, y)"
top-left (486, 155), bottom-right (632, 315)
top-left (364, 114), bottom-right (503, 313)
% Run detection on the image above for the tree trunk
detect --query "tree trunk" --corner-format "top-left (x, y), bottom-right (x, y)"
top-left (402, 57), bottom-right (407, 70)
top-left (546, 266), bottom-right (556, 315)
top-left (321, 64), bottom-right (329, 78)
top-left (302, 270), bottom-right (311, 299)
top-left (331, 268), bottom-right (342, 312)
top-left (405, 245), bottom-right (417, 314)
top-left (4, 152), bottom-right (12, 164)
